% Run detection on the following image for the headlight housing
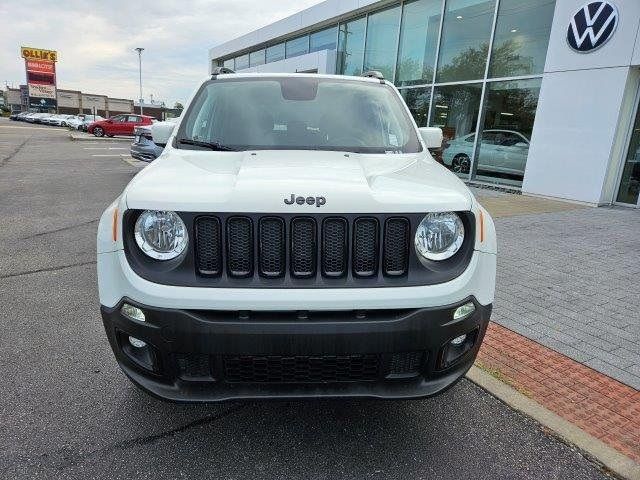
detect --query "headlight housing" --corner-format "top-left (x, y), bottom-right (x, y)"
top-left (134, 210), bottom-right (188, 260)
top-left (415, 212), bottom-right (465, 261)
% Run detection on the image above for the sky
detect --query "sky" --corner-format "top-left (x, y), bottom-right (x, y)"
top-left (0, 0), bottom-right (321, 107)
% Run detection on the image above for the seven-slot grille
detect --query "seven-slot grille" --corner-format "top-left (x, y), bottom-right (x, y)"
top-left (194, 215), bottom-right (410, 280)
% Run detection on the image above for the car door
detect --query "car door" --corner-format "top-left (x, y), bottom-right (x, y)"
top-left (498, 132), bottom-right (530, 175)
top-left (124, 115), bottom-right (142, 135)
top-left (107, 115), bottom-right (125, 135)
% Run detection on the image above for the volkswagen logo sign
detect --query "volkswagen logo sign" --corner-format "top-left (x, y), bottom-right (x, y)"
top-left (567, 1), bottom-right (618, 53)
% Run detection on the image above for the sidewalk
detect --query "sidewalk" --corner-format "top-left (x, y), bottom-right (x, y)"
top-left (471, 186), bottom-right (640, 470)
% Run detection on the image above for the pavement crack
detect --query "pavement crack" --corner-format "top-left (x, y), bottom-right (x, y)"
top-left (0, 136), bottom-right (30, 168)
top-left (45, 404), bottom-right (248, 471)
top-left (19, 219), bottom-right (99, 240)
top-left (0, 260), bottom-right (97, 279)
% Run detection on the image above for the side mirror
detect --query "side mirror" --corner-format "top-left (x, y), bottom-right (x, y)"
top-left (514, 142), bottom-right (528, 148)
top-left (151, 121), bottom-right (176, 146)
top-left (418, 127), bottom-right (443, 149)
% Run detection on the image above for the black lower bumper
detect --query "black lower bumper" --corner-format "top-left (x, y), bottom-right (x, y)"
top-left (100, 298), bottom-right (491, 403)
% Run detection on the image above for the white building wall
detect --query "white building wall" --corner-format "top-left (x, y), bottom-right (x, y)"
top-left (523, 0), bottom-right (640, 204)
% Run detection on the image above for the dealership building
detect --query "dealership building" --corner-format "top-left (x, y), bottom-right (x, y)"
top-left (209, 0), bottom-right (640, 207)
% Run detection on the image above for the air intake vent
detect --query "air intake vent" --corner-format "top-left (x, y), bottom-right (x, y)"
top-left (227, 217), bottom-right (253, 277)
top-left (353, 217), bottom-right (379, 277)
top-left (195, 216), bottom-right (222, 276)
top-left (291, 217), bottom-right (317, 278)
top-left (383, 218), bottom-right (410, 276)
top-left (322, 218), bottom-right (348, 278)
top-left (259, 217), bottom-right (286, 277)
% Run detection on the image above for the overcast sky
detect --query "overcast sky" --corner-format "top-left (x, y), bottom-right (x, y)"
top-left (0, 0), bottom-right (321, 106)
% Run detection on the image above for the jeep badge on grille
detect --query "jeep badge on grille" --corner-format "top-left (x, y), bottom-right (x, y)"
top-left (284, 194), bottom-right (326, 207)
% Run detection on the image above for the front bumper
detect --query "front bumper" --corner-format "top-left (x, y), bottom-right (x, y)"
top-left (101, 298), bottom-right (491, 402)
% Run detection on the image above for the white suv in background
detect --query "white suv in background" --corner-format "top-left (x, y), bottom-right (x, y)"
top-left (97, 70), bottom-right (497, 402)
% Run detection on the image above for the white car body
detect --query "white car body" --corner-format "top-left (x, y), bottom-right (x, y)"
top-left (442, 129), bottom-right (530, 176)
top-left (97, 73), bottom-right (496, 402)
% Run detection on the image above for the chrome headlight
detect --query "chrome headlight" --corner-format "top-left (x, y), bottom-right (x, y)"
top-left (134, 210), bottom-right (188, 260)
top-left (415, 212), bottom-right (464, 261)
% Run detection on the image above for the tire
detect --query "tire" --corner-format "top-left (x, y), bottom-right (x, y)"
top-left (61, 122), bottom-right (67, 127)
top-left (451, 154), bottom-right (471, 174)
top-left (107, 134), bottom-right (114, 138)
top-left (93, 127), bottom-right (104, 137)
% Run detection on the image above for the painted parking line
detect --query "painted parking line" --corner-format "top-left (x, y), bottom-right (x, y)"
top-left (83, 147), bottom-right (128, 150)
top-left (91, 154), bottom-right (131, 157)
top-left (0, 125), bottom-right (68, 132)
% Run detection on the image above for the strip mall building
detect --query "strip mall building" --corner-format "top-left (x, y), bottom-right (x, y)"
top-left (209, 0), bottom-right (640, 207)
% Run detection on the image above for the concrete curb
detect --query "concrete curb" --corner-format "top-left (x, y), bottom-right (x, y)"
top-left (68, 133), bottom-right (132, 142)
top-left (466, 366), bottom-right (640, 480)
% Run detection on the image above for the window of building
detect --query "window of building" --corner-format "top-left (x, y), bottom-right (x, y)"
top-left (286, 36), bottom-right (309, 58)
top-left (235, 54), bottom-right (249, 70)
top-left (400, 87), bottom-right (432, 127)
top-left (489, 0), bottom-right (555, 78)
top-left (474, 78), bottom-right (541, 186)
top-left (310, 27), bottom-right (338, 52)
top-left (616, 104), bottom-right (640, 205)
top-left (250, 49), bottom-right (266, 67)
top-left (337, 17), bottom-right (367, 76)
top-left (430, 83), bottom-right (483, 178)
top-left (436, 0), bottom-right (496, 83)
top-left (223, 58), bottom-right (235, 70)
top-left (396, 0), bottom-right (441, 87)
top-left (363, 5), bottom-right (401, 81)
top-left (266, 43), bottom-right (285, 63)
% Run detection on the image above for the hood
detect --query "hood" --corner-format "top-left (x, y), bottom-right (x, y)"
top-left (124, 149), bottom-right (472, 213)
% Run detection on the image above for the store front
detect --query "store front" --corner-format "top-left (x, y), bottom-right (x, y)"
top-left (209, 0), bottom-right (640, 205)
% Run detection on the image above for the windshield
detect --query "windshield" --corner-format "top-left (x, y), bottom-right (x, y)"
top-left (177, 77), bottom-right (421, 154)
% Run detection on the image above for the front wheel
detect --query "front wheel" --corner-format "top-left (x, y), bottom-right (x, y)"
top-left (93, 127), bottom-right (104, 137)
top-left (451, 154), bottom-right (471, 174)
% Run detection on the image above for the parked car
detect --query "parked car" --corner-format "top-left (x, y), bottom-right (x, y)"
top-left (96, 71), bottom-right (497, 402)
top-left (67, 114), bottom-right (104, 131)
top-left (88, 114), bottom-right (153, 137)
top-left (130, 118), bottom-right (178, 162)
top-left (442, 129), bottom-right (530, 177)
top-left (48, 114), bottom-right (80, 127)
top-left (9, 112), bottom-right (29, 121)
top-left (25, 113), bottom-right (51, 124)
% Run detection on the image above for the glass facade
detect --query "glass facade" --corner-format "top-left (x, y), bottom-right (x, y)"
top-left (286, 36), bottom-right (309, 58)
top-left (249, 49), bottom-right (265, 67)
top-left (213, 0), bottom-right (557, 187)
top-left (310, 27), bottom-right (338, 52)
top-left (337, 17), bottom-right (367, 76)
top-left (266, 43), bottom-right (285, 63)
top-left (616, 104), bottom-right (640, 205)
top-left (396, 0), bottom-right (441, 86)
top-left (363, 6), bottom-right (401, 80)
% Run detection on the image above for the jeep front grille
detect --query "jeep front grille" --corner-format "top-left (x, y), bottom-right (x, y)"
top-left (194, 214), bottom-right (410, 281)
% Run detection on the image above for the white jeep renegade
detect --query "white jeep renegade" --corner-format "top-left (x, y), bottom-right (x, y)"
top-left (97, 70), bottom-right (496, 402)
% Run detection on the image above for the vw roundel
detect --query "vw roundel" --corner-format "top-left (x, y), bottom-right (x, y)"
top-left (567, 1), bottom-right (618, 53)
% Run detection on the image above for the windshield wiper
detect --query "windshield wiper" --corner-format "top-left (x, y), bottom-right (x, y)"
top-left (177, 138), bottom-right (238, 151)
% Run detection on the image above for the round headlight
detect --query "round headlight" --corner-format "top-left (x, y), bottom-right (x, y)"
top-left (134, 210), bottom-right (188, 260)
top-left (415, 212), bottom-right (464, 261)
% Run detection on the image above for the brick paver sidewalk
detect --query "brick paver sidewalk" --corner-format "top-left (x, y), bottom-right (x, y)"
top-left (477, 323), bottom-right (640, 462)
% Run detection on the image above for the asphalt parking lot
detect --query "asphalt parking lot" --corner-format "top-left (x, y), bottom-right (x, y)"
top-left (0, 118), bottom-right (612, 479)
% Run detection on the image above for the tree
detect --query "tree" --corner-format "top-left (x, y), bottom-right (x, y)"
top-left (174, 102), bottom-right (184, 112)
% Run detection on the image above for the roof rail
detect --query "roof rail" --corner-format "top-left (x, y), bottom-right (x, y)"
top-left (211, 66), bottom-right (235, 79)
top-left (362, 71), bottom-right (385, 84)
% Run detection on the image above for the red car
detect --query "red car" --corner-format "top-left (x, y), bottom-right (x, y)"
top-left (88, 114), bottom-right (153, 137)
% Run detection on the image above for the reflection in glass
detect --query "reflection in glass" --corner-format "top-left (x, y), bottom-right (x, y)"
top-left (223, 58), bottom-right (235, 70)
top-left (363, 6), bottom-right (401, 81)
top-left (475, 79), bottom-right (541, 186)
top-left (396, 0), bottom-right (441, 86)
top-left (400, 88), bottom-right (432, 127)
top-left (286, 36), bottom-right (309, 58)
top-left (617, 106), bottom-right (640, 204)
top-left (436, 0), bottom-right (496, 83)
top-left (235, 54), bottom-right (249, 70)
top-left (431, 84), bottom-right (482, 177)
top-left (310, 27), bottom-right (338, 52)
top-left (489, 0), bottom-right (555, 78)
top-left (337, 17), bottom-right (367, 76)
top-left (249, 50), bottom-right (265, 67)
top-left (266, 43), bottom-right (285, 63)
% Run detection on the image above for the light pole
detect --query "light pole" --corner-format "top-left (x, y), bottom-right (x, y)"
top-left (134, 47), bottom-right (144, 115)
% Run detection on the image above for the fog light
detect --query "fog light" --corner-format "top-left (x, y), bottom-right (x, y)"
top-left (450, 334), bottom-right (467, 346)
top-left (121, 303), bottom-right (145, 322)
top-left (129, 336), bottom-right (147, 348)
top-left (453, 302), bottom-right (475, 320)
